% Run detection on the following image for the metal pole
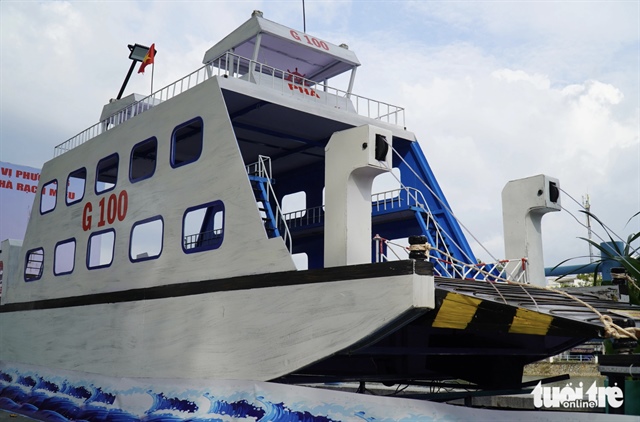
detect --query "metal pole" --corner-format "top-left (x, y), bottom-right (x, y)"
top-left (583, 195), bottom-right (594, 262)
top-left (117, 61), bottom-right (137, 100)
top-left (302, 0), bottom-right (306, 32)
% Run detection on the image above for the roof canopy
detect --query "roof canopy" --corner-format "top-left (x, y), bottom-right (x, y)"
top-left (202, 13), bottom-right (360, 82)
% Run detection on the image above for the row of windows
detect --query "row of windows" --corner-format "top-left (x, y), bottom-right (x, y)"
top-left (25, 200), bottom-right (224, 282)
top-left (40, 117), bottom-right (204, 214)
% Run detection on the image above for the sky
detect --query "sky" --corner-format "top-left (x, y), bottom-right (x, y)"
top-left (1, 1), bottom-right (638, 271)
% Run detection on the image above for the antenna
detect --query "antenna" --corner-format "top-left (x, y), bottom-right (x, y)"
top-left (302, 0), bottom-right (306, 32)
top-left (583, 194), bottom-right (594, 262)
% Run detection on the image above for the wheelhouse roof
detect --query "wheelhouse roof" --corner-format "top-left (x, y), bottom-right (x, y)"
top-left (202, 13), bottom-right (360, 82)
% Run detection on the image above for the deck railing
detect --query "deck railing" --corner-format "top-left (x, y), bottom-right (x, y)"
top-left (216, 53), bottom-right (405, 126)
top-left (183, 229), bottom-right (223, 250)
top-left (282, 206), bottom-right (325, 229)
top-left (54, 52), bottom-right (405, 156)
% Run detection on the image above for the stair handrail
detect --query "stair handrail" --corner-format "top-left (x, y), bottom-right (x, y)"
top-left (373, 235), bottom-right (530, 283)
top-left (251, 156), bottom-right (292, 252)
top-left (371, 187), bottom-right (459, 273)
top-left (393, 186), bottom-right (473, 279)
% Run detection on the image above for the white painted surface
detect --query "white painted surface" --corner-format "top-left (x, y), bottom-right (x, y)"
top-left (502, 174), bottom-right (561, 286)
top-left (0, 272), bottom-right (434, 381)
top-left (324, 125), bottom-right (392, 267)
top-left (0, 239), bottom-right (22, 306)
top-left (7, 78), bottom-right (296, 304)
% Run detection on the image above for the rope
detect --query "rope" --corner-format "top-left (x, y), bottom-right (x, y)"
top-left (376, 159), bottom-right (476, 268)
top-left (382, 144), bottom-right (501, 264)
top-left (375, 141), bottom-right (637, 340)
top-left (378, 236), bottom-right (638, 340)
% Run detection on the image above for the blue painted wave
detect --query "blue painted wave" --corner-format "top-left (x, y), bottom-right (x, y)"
top-left (0, 365), bottom-right (349, 422)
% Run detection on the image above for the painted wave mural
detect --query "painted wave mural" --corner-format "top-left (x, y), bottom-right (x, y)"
top-left (0, 361), bottom-right (624, 422)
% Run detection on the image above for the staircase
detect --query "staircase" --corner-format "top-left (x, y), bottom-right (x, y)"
top-left (250, 175), bottom-right (280, 239)
top-left (246, 156), bottom-right (292, 252)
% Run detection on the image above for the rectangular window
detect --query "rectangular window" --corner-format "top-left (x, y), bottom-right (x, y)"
top-left (282, 191), bottom-right (307, 219)
top-left (130, 137), bottom-right (157, 182)
top-left (171, 117), bottom-right (203, 168)
top-left (24, 248), bottom-right (44, 281)
top-left (40, 180), bottom-right (57, 214)
top-left (87, 229), bottom-right (115, 269)
top-left (96, 154), bottom-right (119, 194)
top-left (66, 168), bottom-right (86, 205)
top-left (183, 201), bottom-right (224, 253)
top-left (54, 239), bottom-right (76, 275)
top-left (130, 216), bottom-right (163, 261)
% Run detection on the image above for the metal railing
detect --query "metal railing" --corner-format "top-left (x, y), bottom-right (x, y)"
top-left (281, 187), bottom-right (425, 229)
top-left (54, 66), bottom-right (211, 156)
top-left (54, 52), bottom-right (405, 156)
top-left (371, 187), bottom-right (427, 212)
top-left (24, 249), bottom-right (44, 280)
top-left (551, 354), bottom-right (597, 363)
top-left (214, 52), bottom-right (405, 125)
top-left (245, 154), bottom-right (272, 180)
top-left (283, 206), bottom-right (325, 229)
top-left (374, 234), bottom-right (530, 283)
top-left (183, 229), bottom-right (223, 250)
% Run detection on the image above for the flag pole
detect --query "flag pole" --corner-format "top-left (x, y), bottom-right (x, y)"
top-left (151, 62), bottom-right (155, 94)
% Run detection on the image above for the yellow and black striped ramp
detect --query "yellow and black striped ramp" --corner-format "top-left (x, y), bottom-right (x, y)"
top-left (427, 278), bottom-right (639, 338)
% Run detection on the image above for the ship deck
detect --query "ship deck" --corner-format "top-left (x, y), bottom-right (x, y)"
top-left (277, 271), bottom-right (640, 390)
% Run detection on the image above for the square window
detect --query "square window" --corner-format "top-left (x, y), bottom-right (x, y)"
top-left (96, 154), bottom-right (119, 194)
top-left (130, 217), bottom-right (163, 261)
top-left (54, 239), bottom-right (76, 275)
top-left (282, 191), bottom-right (306, 220)
top-left (40, 180), bottom-right (57, 214)
top-left (171, 118), bottom-right (203, 168)
top-left (66, 168), bottom-right (86, 205)
top-left (183, 201), bottom-right (224, 253)
top-left (87, 229), bottom-right (115, 269)
top-left (130, 137), bottom-right (157, 182)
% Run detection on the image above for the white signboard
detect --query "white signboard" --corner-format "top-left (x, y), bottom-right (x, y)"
top-left (0, 161), bottom-right (43, 242)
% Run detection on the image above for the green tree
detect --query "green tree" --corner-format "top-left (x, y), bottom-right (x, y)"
top-left (554, 211), bottom-right (639, 305)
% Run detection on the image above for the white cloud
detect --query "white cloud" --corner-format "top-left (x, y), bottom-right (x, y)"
top-left (492, 69), bottom-right (550, 90)
top-left (350, 32), bottom-right (638, 265)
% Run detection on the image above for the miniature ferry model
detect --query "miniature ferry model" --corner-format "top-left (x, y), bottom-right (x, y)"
top-left (1, 11), bottom-right (638, 421)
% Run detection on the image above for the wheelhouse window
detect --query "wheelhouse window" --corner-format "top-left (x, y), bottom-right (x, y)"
top-left (66, 168), bottom-right (86, 205)
top-left (96, 154), bottom-right (119, 194)
top-left (87, 229), bottom-right (115, 269)
top-left (171, 117), bottom-right (203, 168)
top-left (130, 137), bottom-right (157, 182)
top-left (182, 201), bottom-right (224, 253)
top-left (130, 216), bottom-right (163, 261)
top-left (24, 248), bottom-right (44, 281)
top-left (54, 239), bottom-right (76, 275)
top-left (40, 180), bottom-right (57, 214)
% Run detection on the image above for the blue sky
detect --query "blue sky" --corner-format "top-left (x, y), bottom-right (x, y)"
top-left (1, 1), bottom-right (638, 269)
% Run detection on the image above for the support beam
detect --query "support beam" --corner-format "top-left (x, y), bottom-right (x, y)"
top-left (324, 125), bottom-right (392, 267)
top-left (502, 174), bottom-right (561, 287)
